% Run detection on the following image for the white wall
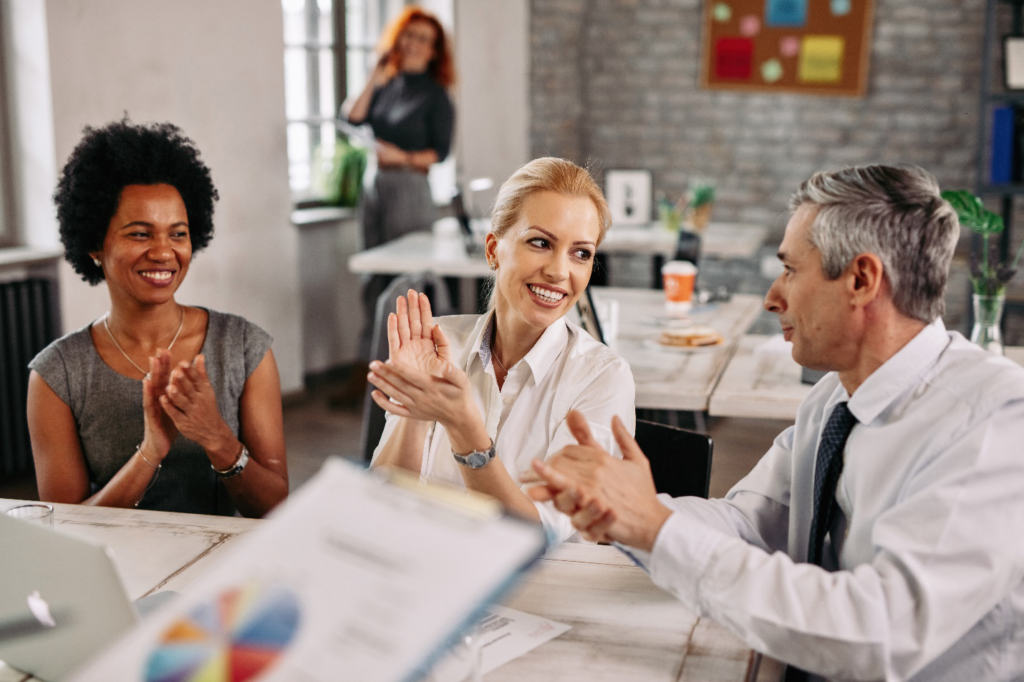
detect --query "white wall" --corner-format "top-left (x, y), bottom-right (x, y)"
top-left (3, 0), bottom-right (58, 250)
top-left (44, 0), bottom-right (304, 393)
top-left (453, 0), bottom-right (529, 214)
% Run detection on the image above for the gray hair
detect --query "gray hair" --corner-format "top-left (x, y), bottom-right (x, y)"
top-left (790, 165), bottom-right (960, 323)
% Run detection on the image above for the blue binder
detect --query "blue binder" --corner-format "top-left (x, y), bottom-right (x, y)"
top-left (992, 106), bottom-right (1015, 184)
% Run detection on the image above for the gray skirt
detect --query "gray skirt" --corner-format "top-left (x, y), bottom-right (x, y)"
top-left (360, 167), bottom-right (435, 249)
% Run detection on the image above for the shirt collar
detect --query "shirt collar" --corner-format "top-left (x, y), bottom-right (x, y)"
top-left (476, 312), bottom-right (569, 383)
top-left (843, 318), bottom-right (951, 425)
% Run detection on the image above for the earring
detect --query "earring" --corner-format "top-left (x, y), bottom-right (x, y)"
top-left (489, 261), bottom-right (498, 271)
top-left (92, 257), bottom-right (101, 267)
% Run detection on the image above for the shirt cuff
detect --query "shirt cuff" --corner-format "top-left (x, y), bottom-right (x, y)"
top-left (647, 511), bottom-right (727, 614)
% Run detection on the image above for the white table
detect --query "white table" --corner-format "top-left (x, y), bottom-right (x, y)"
top-left (348, 222), bottom-right (771, 278)
top-left (603, 222), bottom-right (771, 261)
top-left (595, 288), bottom-right (764, 412)
top-left (0, 500), bottom-right (780, 682)
top-left (708, 334), bottom-right (811, 421)
top-left (709, 339), bottom-right (1024, 422)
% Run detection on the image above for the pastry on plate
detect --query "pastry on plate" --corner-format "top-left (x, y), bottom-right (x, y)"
top-left (658, 326), bottom-right (724, 347)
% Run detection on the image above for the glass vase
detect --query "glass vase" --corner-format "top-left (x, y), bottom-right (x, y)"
top-left (970, 293), bottom-right (1005, 355)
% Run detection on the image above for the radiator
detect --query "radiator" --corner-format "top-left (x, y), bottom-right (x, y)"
top-left (0, 278), bottom-right (58, 477)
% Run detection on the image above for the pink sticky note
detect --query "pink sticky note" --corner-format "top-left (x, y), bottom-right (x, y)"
top-left (740, 15), bottom-right (760, 37)
top-left (780, 36), bottom-right (801, 57)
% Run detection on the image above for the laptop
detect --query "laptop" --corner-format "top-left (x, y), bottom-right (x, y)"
top-left (0, 512), bottom-right (137, 681)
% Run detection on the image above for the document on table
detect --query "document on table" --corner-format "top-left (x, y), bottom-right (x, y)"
top-left (69, 459), bottom-right (547, 682)
top-left (427, 605), bottom-right (571, 682)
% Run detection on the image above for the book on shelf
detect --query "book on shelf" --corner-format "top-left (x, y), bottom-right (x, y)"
top-left (992, 105), bottom-right (1015, 184)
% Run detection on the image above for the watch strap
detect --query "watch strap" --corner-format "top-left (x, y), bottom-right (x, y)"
top-left (452, 439), bottom-right (496, 469)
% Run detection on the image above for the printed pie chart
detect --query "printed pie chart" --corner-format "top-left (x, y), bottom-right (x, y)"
top-left (143, 583), bottom-right (301, 682)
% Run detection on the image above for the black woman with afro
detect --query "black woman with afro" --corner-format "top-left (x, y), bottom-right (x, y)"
top-left (27, 119), bottom-right (288, 517)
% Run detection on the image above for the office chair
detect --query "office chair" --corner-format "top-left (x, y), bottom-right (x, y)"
top-left (633, 419), bottom-right (713, 499)
top-left (360, 272), bottom-right (455, 464)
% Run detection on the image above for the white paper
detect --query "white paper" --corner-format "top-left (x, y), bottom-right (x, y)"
top-left (69, 459), bottom-right (546, 682)
top-left (427, 606), bottom-right (571, 682)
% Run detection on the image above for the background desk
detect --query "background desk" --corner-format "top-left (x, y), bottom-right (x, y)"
top-left (348, 222), bottom-right (771, 278)
top-left (0, 499), bottom-right (779, 682)
top-left (597, 288), bottom-right (763, 412)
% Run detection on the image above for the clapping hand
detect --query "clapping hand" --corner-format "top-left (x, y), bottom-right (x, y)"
top-left (367, 290), bottom-right (475, 426)
top-left (522, 411), bottom-right (671, 551)
top-left (159, 354), bottom-right (234, 454)
top-left (140, 349), bottom-right (178, 462)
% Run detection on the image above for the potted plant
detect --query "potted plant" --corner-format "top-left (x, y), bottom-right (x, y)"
top-left (683, 180), bottom-right (715, 233)
top-left (941, 189), bottom-right (1024, 353)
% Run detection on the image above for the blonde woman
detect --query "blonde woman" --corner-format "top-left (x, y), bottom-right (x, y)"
top-left (367, 157), bottom-right (635, 544)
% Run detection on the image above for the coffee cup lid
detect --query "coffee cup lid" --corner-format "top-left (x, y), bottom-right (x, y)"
top-left (662, 260), bottom-right (697, 275)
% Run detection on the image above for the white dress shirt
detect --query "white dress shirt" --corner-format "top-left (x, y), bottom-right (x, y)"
top-left (625, 320), bottom-right (1024, 681)
top-left (373, 312), bottom-right (636, 545)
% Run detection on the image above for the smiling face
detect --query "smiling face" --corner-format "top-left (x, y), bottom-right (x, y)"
top-left (396, 19), bottom-right (437, 74)
top-left (764, 204), bottom-right (855, 371)
top-left (486, 190), bottom-right (600, 338)
top-left (91, 183), bottom-right (191, 308)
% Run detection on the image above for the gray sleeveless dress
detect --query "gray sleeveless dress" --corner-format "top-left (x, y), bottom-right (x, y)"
top-left (29, 309), bottom-right (272, 516)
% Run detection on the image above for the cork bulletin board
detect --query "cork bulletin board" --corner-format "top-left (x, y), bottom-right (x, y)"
top-left (700, 0), bottom-right (875, 97)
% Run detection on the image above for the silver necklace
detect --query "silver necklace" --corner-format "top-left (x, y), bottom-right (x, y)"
top-left (491, 337), bottom-right (516, 375)
top-left (103, 307), bottom-right (186, 380)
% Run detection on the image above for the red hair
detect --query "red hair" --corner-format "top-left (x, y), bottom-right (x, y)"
top-left (378, 7), bottom-right (456, 89)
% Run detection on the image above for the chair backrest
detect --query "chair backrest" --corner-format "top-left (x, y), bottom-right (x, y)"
top-left (634, 419), bottom-right (713, 499)
top-left (360, 272), bottom-right (455, 463)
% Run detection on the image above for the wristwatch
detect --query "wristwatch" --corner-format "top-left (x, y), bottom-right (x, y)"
top-left (212, 445), bottom-right (250, 479)
top-left (453, 440), bottom-right (497, 469)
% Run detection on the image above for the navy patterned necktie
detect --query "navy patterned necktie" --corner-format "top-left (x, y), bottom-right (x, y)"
top-left (807, 401), bottom-right (857, 566)
top-left (785, 402), bottom-right (858, 682)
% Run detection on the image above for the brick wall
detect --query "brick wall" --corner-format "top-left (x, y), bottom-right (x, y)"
top-left (530, 0), bottom-right (991, 229)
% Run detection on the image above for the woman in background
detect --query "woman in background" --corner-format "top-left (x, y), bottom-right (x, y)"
top-left (367, 158), bottom-right (635, 545)
top-left (27, 119), bottom-right (288, 517)
top-left (339, 6), bottom-right (456, 402)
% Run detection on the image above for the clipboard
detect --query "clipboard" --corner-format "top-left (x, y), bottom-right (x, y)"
top-left (69, 459), bottom-right (547, 682)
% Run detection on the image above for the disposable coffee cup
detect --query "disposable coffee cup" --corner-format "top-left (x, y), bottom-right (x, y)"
top-left (662, 260), bottom-right (697, 311)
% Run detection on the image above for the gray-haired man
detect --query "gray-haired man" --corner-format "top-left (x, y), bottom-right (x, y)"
top-left (525, 165), bottom-right (1024, 681)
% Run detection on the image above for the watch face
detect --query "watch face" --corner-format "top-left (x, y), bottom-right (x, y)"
top-left (466, 452), bottom-right (489, 468)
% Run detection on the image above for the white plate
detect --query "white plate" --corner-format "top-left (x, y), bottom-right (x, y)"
top-left (642, 338), bottom-right (728, 354)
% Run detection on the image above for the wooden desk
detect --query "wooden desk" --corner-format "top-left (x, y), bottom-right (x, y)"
top-left (0, 499), bottom-right (779, 682)
top-left (596, 288), bottom-right (764, 412)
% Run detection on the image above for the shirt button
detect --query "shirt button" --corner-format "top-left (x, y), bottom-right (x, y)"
top-left (503, 396), bottom-right (514, 406)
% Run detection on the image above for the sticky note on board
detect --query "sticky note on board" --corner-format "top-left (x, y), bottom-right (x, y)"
top-left (761, 59), bottom-right (783, 83)
top-left (765, 0), bottom-right (807, 27)
top-left (715, 37), bottom-right (754, 80)
top-left (799, 36), bottom-right (844, 82)
top-left (831, 0), bottom-right (852, 16)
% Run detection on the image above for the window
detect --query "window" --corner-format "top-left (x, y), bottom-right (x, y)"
top-left (282, 0), bottom-right (400, 203)
top-left (0, 4), bottom-right (15, 247)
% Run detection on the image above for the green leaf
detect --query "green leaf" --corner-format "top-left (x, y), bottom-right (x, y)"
top-left (941, 189), bottom-right (1001, 234)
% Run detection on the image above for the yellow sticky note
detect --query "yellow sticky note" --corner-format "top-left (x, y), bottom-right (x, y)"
top-left (799, 36), bottom-right (844, 83)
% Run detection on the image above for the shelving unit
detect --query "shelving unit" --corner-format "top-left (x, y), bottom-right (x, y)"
top-left (977, 0), bottom-right (1024, 258)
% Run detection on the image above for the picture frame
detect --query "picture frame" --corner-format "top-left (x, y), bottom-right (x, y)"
top-left (1006, 36), bottom-right (1024, 90)
top-left (605, 169), bottom-right (653, 226)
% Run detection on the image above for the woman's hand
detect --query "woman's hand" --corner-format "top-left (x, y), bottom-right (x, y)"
top-left (159, 354), bottom-right (236, 461)
top-left (370, 52), bottom-right (395, 87)
top-left (141, 349), bottom-right (178, 462)
top-left (387, 290), bottom-right (451, 377)
top-left (367, 353), bottom-right (476, 430)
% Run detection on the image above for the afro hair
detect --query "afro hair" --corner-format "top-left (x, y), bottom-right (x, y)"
top-left (54, 118), bottom-right (218, 285)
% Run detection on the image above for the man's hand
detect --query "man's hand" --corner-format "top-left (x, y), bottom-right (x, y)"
top-left (523, 411), bottom-right (672, 552)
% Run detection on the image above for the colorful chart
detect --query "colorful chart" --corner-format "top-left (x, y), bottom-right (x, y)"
top-left (143, 583), bottom-right (301, 682)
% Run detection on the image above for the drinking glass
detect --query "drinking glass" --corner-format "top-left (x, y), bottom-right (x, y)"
top-left (5, 503), bottom-right (54, 529)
